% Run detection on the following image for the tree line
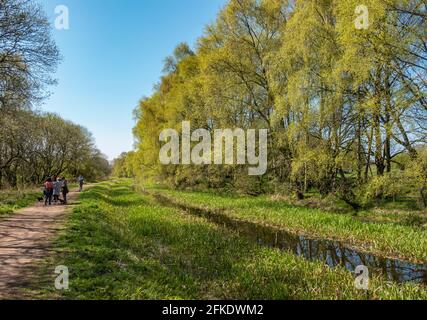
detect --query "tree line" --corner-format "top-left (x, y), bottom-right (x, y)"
top-left (115, 0), bottom-right (427, 208)
top-left (0, 0), bottom-right (110, 189)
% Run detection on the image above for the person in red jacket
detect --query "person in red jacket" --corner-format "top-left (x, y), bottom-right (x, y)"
top-left (44, 178), bottom-right (54, 206)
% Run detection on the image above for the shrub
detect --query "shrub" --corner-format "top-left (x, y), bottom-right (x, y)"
top-left (363, 174), bottom-right (406, 203)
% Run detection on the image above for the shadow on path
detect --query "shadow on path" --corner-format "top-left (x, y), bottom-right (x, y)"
top-left (0, 189), bottom-right (83, 299)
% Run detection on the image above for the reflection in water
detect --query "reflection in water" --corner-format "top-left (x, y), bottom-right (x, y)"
top-left (153, 193), bottom-right (427, 286)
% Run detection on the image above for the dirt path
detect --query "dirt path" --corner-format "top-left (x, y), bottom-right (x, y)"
top-left (0, 189), bottom-right (81, 299)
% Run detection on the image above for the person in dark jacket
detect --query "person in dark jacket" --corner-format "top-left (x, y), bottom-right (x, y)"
top-left (61, 177), bottom-right (69, 205)
top-left (78, 175), bottom-right (84, 192)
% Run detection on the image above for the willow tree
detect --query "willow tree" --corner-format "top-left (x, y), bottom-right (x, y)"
top-left (269, 0), bottom-right (352, 196)
top-left (335, 0), bottom-right (426, 178)
top-left (198, 0), bottom-right (291, 190)
top-left (130, 0), bottom-right (427, 202)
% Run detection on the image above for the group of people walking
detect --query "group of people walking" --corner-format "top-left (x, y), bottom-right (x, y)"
top-left (43, 175), bottom-right (85, 206)
top-left (43, 177), bottom-right (69, 206)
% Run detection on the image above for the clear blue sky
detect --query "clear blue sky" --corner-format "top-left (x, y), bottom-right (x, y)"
top-left (39, 0), bottom-right (226, 160)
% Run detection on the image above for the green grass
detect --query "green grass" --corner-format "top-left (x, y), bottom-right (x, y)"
top-left (147, 187), bottom-right (427, 264)
top-left (31, 180), bottom-right (427, 300)
top-left (0, 188), bottom-right (42, 217)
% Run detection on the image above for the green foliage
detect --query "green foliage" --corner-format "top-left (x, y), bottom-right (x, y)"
top-left (405, 149), bottom-right (427, 207)
top-left (0, 110), bottom-right (111, 188)
top-left (363, 173), bottom-right (406, 203)
top-left (358, 149), bottom-right (427, 208)
top-left (112, 152), bottom-right (137, 178)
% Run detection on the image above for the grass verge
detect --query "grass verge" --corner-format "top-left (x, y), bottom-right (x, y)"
top-left (0, 188), bottom-right (42, 217)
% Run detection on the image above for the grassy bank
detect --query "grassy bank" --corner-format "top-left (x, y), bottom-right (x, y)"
top-left (32, 180), bottom-right (426, 300)
top-left (146, 187), bottom-right (427, 264)
top-left (0, 188), bottom-right (42, 217)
